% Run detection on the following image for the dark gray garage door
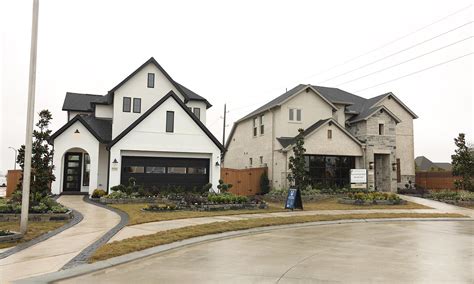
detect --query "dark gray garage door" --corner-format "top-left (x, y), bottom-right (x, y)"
top-left (121, 156), bottom-right (210, 189)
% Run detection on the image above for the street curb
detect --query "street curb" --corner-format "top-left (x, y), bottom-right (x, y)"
top-left (15, 217), bottom-right (473, 284)
top-left (60, 196), bottom-right (129, 270)
top-left (0, 209), bottom-right (83, 260)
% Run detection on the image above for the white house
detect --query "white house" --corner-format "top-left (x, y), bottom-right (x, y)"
top-left (224, 85), bottom-right (418, 192)
top-left (50, 57), bottom-right (223, 195)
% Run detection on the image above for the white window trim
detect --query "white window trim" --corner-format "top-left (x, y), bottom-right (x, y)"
top-left (288, 107), bottom-right (302, 123)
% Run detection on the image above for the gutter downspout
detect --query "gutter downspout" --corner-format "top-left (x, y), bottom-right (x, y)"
top-left (270, 109), bottom-right (275, 187)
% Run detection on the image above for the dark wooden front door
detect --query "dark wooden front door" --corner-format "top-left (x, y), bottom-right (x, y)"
top-left (63, 153), bottom-right (82, 192)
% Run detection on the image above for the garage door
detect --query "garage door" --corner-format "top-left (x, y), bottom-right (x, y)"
top-left (121, 156), bottom-right (210, 189)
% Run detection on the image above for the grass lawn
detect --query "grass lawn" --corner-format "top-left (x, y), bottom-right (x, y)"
top-left (0, 221), bottom-right (67, 249)
top-left (111, 198), bottom-right (431, 225)
top-left (90, 212), bottom-right (464, 262)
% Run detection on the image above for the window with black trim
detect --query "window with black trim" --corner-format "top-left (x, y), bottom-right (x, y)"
top-left (83, 153), bottom-right (90, 186)
top-left (133, 98), bottom-right (141, 113)
top-left (166, 111), bottom-right (174, 133)
top-left (193, 108), bottom-right (201, 120)
top-left (123, 97), bottom-right (131, 112)
top-left (147, 73), bottom-right (155, 88)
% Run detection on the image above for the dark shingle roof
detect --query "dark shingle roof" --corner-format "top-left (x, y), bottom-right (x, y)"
top-left (62, 92), bottom-right (107, 112)
top-left (276, 118), bottom-right (331, 148)
top-left (50, 115), bottom-right (112, 144)
top-left (176, 83), bottom-right (212, 108)
top-left (415, 156), bottom-right (452, 171)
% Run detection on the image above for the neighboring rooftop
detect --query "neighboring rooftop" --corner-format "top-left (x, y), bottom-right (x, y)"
top-left (415, 156), bottom-right (452, 172)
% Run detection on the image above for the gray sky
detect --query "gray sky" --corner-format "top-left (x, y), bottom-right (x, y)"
top-left (1, 0), bottom-right (473, 175)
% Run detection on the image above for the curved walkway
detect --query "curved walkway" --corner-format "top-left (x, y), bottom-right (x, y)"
top-left (0, 195), bottom-right (121, 284)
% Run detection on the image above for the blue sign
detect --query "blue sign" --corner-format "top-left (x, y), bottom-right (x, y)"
top-left (285, 188), bottom-right (303, 210)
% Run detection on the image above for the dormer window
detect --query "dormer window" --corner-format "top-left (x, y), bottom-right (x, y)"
top-left (147, 73), bottom-right (155, 88)
top-left (193, 108), bottom-right (201, 120)
top-left (123, 97), bottom-right (131, 112)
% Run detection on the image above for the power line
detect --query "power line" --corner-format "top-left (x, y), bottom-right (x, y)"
top-left (355, 52), bottom-right (474, 93)
top-left (320, 20), bottom-right (473, 84)
top-left (302, 4), bottom-right (473, 81)
top-left (337, 35), bottom-right (473, 87)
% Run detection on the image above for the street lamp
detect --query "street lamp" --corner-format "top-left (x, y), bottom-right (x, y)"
top-left (8, 147), bottom-right (17, 170)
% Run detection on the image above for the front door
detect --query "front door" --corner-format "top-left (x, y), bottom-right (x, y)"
top-left (63, 153), bottom-right (82, 192)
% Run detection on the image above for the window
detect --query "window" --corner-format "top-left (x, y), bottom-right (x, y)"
top-left (259, 115), bottom-right (264, 135)
top-left (396, 158), bottom-right (401, 182)
top-left (123, 97), bottom-right (131, 112)
top-left (259, 156), bottom-right (263, 165)
top-left (145, 166), bottom-right (166, 174)
top-left (289, 108), bottom-right (301, 121)
top-left (193, 108), bottom-right (201, 120)
top-left (296, 109), bottom-right (302, 121)
top-left (147, 73), bottom-right (155, 88)
top-left (133, 98), bottom-right (141, 113)
top-left (166, 111), bottom-right (174, 133)
top-left (289, 109), bottom-right (294, 121)
top-left (327, 129), bottom-right (332, 139)
top-left (188, 167), bottom-right (207, 174)
top-left (83, 153), bottom-right (90, 186)
top-left (249, 158), bottom-right (253, 166)
top-left (168, 167), bottom-right (187, 174)
top-left (253, 118), bottom-right (258, 137)
top-left (378, 124), bottom-right (384, 135)
top-left (304, 155), bottom-right (355, 187)
top-left (125, 166), bottom-right (145, 173)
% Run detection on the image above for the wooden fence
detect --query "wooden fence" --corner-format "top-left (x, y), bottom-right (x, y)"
top-left (221, 167), bottom-right (267, 196)
top-left (6, 170), bottom-right (22, 197)
top-left (415, 171), bottom-right (460, 190)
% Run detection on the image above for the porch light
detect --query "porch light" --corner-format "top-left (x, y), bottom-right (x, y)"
top-left (215, 161), bottom-right (220, 167)
top-left (369, 162), bottom-right (374, 169)
top-left (112, 159), bottom-right (118, 170)
top-left (74, 129), bottom-right (80, 134)
top-left (392, 163), bottom-right (397, 171)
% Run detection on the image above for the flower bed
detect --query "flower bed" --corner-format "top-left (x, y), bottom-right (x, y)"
top-left (0, 210), bottom-right (73, 222)
top-left (0, 194), bottom-right (71, 221)
top-left (338, 192), bottom-right (407, 205)
top-left (98, 196), bottom-right (163, 204)
top-left (426, 190), bottom-right (474, 207)
top-left (144, 202), bottom-right (267, 212)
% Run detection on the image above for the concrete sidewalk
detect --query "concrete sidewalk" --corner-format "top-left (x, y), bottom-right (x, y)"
top-left (109, 195), bottom-right (473, 242)
top-left (0, 196), bottom-right (121, 284)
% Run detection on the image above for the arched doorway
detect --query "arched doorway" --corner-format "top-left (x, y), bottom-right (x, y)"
top-left (62, 147), bottom-right (90, 193)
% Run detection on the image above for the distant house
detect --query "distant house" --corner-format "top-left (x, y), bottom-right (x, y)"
top-left (49, 57), bottom-right (223, 195)
top-left (415, 156), bottom-right (452, 172)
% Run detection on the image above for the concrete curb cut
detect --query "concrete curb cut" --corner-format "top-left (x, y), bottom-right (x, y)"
top-left (0, 209), bottom-right (83, 260)
top-left (15, 217), bottom-right (473, 284)
top-left (60, 196), bottom-right (129, 270)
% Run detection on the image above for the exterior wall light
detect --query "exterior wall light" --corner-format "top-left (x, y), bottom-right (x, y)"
top-left (215, 161), bottom-right (220, 166)
top-left (369, 162), bottom-right (374, 169)
top-left (112, 159), bottom-right (119, 170)
top-left (74, 129), bottom-right (80, 134)
top-left (392, 163), bottom-right (397, 171)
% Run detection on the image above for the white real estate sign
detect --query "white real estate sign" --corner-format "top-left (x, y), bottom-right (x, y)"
top-left (350, 169), bottom-right (367, 189)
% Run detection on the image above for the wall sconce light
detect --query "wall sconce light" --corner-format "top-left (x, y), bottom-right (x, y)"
top-left (369, 162), bottom-right (374, 169)
top-left (112, 158), bottom-right (118, 170)
top-left (392, 163), bottom-right (397, 171)
top-left (215, 161), bottom-right (220, 167)
top-left (74, 129), bottom-right (80, 134)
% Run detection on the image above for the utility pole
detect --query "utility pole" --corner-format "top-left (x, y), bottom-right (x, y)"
top-left (222, 103), bottom-right (227, 146)
top-left (8, 147), bottom-right (18, 170)
top-left (21, 0), bottom-right (40, 234)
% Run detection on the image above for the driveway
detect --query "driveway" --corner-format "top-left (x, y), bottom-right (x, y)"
top-left (58, 220), bottom-right (473, 283)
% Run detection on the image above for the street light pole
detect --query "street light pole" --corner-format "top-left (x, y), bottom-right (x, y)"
top-left (8, 147), bottom-right (17, 170)
top-left (20, 0), bottom-right (40, 234)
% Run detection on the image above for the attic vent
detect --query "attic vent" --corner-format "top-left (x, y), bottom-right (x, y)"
top-left (388, 95), bottom-right (392, 100)
top-left (380, 109), bottom-right (384, 113)
top-left (306, 88), bottom-right (310, 93)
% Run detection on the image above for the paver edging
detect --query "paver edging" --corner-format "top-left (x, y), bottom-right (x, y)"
top-left (0, 209), bottom-right (83, 260)
top-left (60, 196), bottom-right (129, 270)
top-left (15, 217), bottom-right (473, 284)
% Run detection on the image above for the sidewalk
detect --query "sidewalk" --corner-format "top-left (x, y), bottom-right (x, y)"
top-left (0, 196), bottom-right (121, 284)
top-left (109, 195), bottom-right (473, 242)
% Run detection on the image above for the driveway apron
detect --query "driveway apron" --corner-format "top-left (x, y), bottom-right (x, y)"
top-left (0, 195), bottom-right (121, 283)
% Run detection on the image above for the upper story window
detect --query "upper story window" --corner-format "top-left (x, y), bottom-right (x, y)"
top-left (123, 97), bottom-right (131, 112)
top-left (259, 115), bottom-right (264, 135)
top-left (253, 117), bottom-right (258, 137)
top-left (289, 108), bottom-right (301, 122)
top-left (249, 157), bottom-right (253, 167)
top-left (133, 98), bottom-right (141, 113)
top-left (166, 111), bottom-right (174, 133)
top-left (193, 108), bottom-right (201, 120)
top-left (378, 123), bottom-right (384, 135)
top-left (327, 129), bottom-right (332, 139)
top-left (147, 73), bottom-right (155, 88)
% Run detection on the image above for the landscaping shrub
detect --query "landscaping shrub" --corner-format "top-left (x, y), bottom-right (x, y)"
top-left (426, 190), bottom-right (474, 201)
top-left (144, 203), bottom-right (179, 211)
top-left (260, 173), bottom-right (270, 195)
top-left (110, 184), bottom-right (126, 192)
top-left (105, 191), bottom-right (129, 199)
top-left (183, 193), bottom-right (206, 205)
top-left (207, 193), bottom-right (247, 204)
top-left (0, 194), bottom-right (67, 214)
top-left (217, 180), bottom-right (233, 193)
top-left (346, 192), bottom-right (401, 202)
top-left (91, 189), bottom-right (107, 198)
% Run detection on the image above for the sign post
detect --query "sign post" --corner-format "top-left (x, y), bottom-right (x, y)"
top-left (350, 169), bottom-right (367, 191)
top-left (285, 188), bottom-right (303, 210)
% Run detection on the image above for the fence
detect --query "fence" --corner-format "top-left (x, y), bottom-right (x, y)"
top-left (6, 170), bottom-right (22, 197)
top-left (415, 171), bottom-right (460, 190)
top-left (221, 167), bottom-right (267, 196)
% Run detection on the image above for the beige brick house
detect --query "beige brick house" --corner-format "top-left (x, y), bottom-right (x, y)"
top-left (223, 84), bottom-right (417, 192)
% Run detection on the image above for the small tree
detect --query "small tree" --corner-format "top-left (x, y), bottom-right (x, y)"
top-left (287, 128), bottom-right (309, 191)
top-left (451, 133), bottom-right (474, 192)
top-left (217, 179), bottom-right (233, 193)
top-left (260, 172), bottom-right (270, 194)
top-left (16, 110), bottom-right (56, 203)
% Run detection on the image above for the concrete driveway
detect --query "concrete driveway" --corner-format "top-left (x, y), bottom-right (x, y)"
top-left (58, 220), bottom-right (473, 283)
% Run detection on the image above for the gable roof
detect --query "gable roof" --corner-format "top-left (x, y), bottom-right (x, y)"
top-left (49, 115), bottom-right (112, 144)
top-left (62, 92), bottom-right (107, 112)
top-left (276, 118), bottom-right (362, 149)
top-left (348, 105), bottom-right (402, 124)
top-left (108, 90), bottom-right (223, 151)
top-left (415, 156), bottom-right (452, 171)
top-left (104, 57), bottom-right (211, 108)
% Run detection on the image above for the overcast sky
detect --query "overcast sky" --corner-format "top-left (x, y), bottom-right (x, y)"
top-left (1, 0), bottom-right (473, 175)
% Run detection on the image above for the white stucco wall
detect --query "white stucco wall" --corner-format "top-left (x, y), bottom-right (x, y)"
top-left (108, 97), bottom-right (221, 191)
top-left (332, 104), bottom-right (346, 126)
top-left (185, 100), bottom-right (207, 124)
top-left (95, 105), bottom-right (113, 119)
top-left (112, 63), bottom-right (185, 138)
top-left (51, 121), bottom-right (103, 195)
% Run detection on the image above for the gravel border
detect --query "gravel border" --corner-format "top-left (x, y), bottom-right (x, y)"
top-left (60, 196), bottom-right (129, 270)
top-left (15, 217), bottom-right (473, 284)
top-left (0, 209), bottom-right (83, 260)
